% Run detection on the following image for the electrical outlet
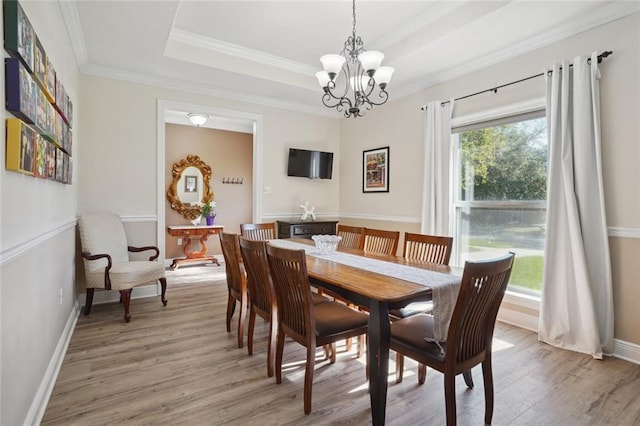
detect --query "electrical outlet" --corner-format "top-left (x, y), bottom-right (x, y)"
top-left (177, 238), bottom-right (182, 245)
top-left (263, 186), bottom-right (272, 194)
top-left (59, 288), bottom-right (63, 305)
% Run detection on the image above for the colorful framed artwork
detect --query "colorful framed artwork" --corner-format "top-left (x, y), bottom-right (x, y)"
top-left (33, 36), bottom-right (46, 91)
top-left (34, 134), bottom-right (46, 178)
top-left (6, 118), bottom-right (35, 175)
top-left (5, 57), bottom-right (37, 124)
top-left (4, 0), bottom-right (35, 73)
top-left (55, 147), bottom-right (64, 182)
top-left (46, 141), bottom-right (56, 180)
top-left (362, 146), bottom-right (390, 193)
top-left (45, 55), bottom-right (56, 103)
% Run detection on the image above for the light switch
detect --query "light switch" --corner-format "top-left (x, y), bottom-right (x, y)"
top-left (177, 238), bottom-right (182, 245)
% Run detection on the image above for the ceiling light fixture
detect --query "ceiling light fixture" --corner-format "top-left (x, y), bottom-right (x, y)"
top-left (187, 113), bottom-right (208, 127)
top-left (315, 0), bottom-right (394, 118)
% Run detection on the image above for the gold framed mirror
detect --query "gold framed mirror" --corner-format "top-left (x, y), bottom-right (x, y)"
top-left (167, 155), bottom-right (213, 220)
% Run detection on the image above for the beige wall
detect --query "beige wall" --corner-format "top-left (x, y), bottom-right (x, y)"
top-left (0, 2), bottom-right (81, 424)
top-left (340, 13), bottom-right (640, 344)
top-left (164, 124), bottom-right (253, 259)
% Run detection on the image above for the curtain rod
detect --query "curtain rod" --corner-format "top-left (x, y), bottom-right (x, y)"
top-left (420, 50), bottom-right (613, 110)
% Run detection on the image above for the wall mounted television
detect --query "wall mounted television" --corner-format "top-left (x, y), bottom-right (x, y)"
top-left (287, 148), bottom-right (333, 179)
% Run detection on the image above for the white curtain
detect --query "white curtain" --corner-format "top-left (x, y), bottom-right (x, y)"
top-left (421, 100), bottom-right (454, 236)
top-left (539, 52), bottom-right (614, 358)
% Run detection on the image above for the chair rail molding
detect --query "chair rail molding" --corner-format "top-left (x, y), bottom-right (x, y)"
top-left (0, 219), bottom-right (77, 266)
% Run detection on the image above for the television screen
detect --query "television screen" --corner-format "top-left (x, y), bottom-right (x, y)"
top-left (287, 148), bottom-right (333, 179)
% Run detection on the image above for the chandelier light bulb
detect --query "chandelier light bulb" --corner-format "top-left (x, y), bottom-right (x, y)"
top-left (358, 51), bottom-right (384, 74)
top-left (315, 71), bottom-right (331, 88)
top-left (320, 54), bottom-right (346, 78)
top-left (374, 66), bottom-right (395, 87)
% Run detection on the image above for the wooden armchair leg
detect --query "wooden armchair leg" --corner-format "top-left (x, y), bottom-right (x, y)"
top-left (159, 277), bottom-right (168, 306)
top-left (120, 289), bottom-right (132, 322)
top-left (84, 288), bottom-right (95, 315)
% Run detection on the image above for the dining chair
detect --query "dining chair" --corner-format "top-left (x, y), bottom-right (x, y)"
top-left (393, 232), bottom-right (454, 383)
top-left (390, 252), bottom-right (515, 426)
top-left (238, 237), bottom-right (278, 377)
top-left (78, 212), bottom-right (167, 322)
top-left (362, 228), bottom-right (400, 255)
top-left (336, 224), bottom-right (366, 249)
top-left (240, 222), bottom-right (277, 240)
top-left (266, 243), bottom-right (369, 415)
top-left (219, 232), bottom-right (248, 348)
top-left (239, 237), bottom-right (331, 376)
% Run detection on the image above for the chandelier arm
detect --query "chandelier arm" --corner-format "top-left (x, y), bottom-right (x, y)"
top-left (363, 89), bottom-right (389, 106)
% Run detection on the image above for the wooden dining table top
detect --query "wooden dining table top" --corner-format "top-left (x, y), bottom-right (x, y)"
top-left (285, 238), bottom-right (462, 304)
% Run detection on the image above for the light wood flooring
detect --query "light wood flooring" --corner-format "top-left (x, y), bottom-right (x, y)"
top-left (42, 265), bottom-right (640, 425)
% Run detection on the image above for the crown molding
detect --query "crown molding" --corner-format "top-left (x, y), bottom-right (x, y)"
top-left (80, 63), bottom-right (338, 119)
top-left (394, 2), bottom-right (640, 100)
top-left (169, 28), bottom-right (317, 76)
top-left (58, 0), bottom-right (88, 67)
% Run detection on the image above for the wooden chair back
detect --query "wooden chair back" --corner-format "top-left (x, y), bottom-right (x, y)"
top-left (219, 232), bottom-right (245, 297)
top-left (363, 228), bottom-right (400, 255)
top-left (266, 244), bottom-right (314, 345)
top-left (238, 237), bottom-right (275, 317)
top-left (219, 232), bottom-right (248, 348)
top-left (403, 232), bottom-right (453, 265)
top-left (337, 225), bottom-right (365, 249)
top-left (447, 252), bottom-right (515, 365)
top-left (240, 222), bottom-right (277, 240)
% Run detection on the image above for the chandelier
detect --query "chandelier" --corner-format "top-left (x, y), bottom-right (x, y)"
top-left (315, 0), bottom-right (394, 118)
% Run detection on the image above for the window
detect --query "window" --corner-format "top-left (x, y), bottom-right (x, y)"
top-left (451, 112), bottom-right (547, 294)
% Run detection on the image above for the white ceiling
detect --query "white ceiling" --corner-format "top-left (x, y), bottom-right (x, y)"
top-left (61, 1), bottom-right (639, 118)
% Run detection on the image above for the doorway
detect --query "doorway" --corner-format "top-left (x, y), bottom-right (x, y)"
top-left (156, 100), bottom-right (263, 265)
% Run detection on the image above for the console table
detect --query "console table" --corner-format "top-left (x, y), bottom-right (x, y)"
top-left (167, 225), bottom-right (224, 270)
top-left (277, 220), bottom-right (338, 239)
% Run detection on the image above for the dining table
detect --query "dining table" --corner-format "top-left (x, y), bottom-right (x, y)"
top-left (270, 238), bottom-right (462, 426)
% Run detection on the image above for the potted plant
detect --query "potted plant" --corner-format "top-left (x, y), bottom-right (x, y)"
top-left (201, 201), bottom-right (216, 225)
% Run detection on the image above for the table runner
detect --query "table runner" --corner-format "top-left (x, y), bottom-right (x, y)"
top-left (268, 239), bottom-right (460, 342)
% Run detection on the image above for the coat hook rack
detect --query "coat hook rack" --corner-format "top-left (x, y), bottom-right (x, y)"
top-left (222, 177), bottom-right (243, 184)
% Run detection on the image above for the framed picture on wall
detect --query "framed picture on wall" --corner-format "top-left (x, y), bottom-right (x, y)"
top-left (362, 146), bottom-right (390, 193)
top-left (184, 175), bottom-right (197, 192)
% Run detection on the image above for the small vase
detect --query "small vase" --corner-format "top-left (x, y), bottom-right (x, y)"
top-left (206, 215), bottom-right (214, 226)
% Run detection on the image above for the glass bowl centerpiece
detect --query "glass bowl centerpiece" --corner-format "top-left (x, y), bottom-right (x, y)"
top-left (311, 234), bottom-right (342, 254)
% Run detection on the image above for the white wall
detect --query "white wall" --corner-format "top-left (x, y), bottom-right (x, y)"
top-left (339, 13), bottom-right (640, 345)
top-left (0, 2), bottom-right (80, 424)
top-left (78, 75), bottom-right (341, 254)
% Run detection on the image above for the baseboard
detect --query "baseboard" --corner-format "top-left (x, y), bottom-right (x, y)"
top-left (497, 306), bottom-right (539, 332)
top-left (613, 338), bottom-right (640, 364)
top-left (25, 299), bottom-right (81, 425)
top-left (497, 307), bottom-right (640, 365)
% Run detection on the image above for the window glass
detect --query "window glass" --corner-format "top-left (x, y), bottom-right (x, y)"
top-left (452, 115), bottom-right (547, 294)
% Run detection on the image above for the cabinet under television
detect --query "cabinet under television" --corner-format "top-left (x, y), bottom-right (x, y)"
top-left (277, 220), bottom-right (338, 239)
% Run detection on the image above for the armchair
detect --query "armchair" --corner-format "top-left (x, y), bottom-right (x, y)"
top-left (78, 212), bottom-right (167, 322)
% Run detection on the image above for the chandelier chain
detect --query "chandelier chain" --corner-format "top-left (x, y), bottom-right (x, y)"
top-left (352, 0), bottom-right (357, 40)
